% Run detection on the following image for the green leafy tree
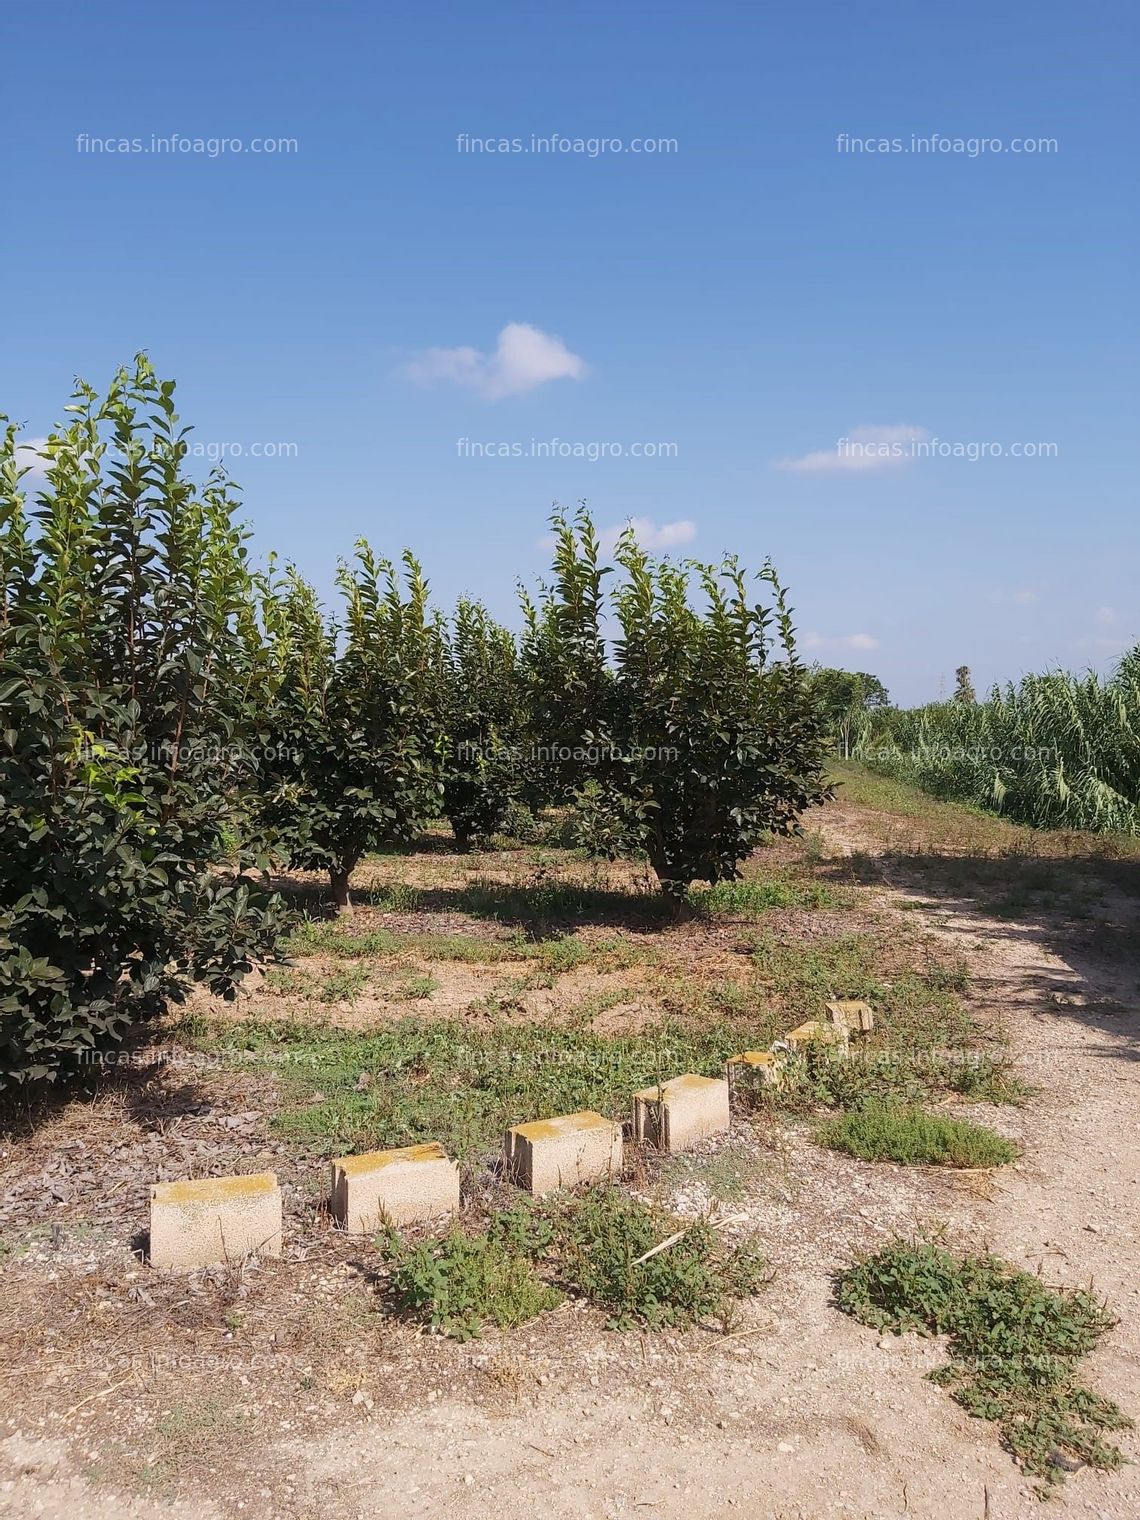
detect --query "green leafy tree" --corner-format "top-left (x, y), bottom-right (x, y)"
top-left (521, 509), bottom-right (831, 900)
top-left (809, 666), bottom-right (890, 757)
top-left (441, 598), bottom-right (526, 848)
top-left (0, 359), bottom-right (288, 1087)
top-left (258, 546), bottom-right (443, 912)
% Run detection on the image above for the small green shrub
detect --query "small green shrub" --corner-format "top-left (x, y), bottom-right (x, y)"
top-left (551, 1189), bottom-right (767, 1330)
top-left (817, 1100), bottom-right (1019, 1168)
top-left (382, 1223), bottom-right (561, 1341)
top-left (838, 1240), bottom-right (1132, 1488)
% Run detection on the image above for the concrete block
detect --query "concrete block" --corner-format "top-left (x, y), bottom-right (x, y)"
top-left (784, 1020), bottom-right (847, 1051)
top-left (504, 1111), bottom-right (622, 1196)
top-left (633, 1074), bottom-right (731, 1152)
top-left (726, 1049), bottom-right (786, 1095)
top-left (150, 1172), bottom-right (282, 1272)
top-left (330, 1142), bottom-right (460, 1233)
top-left (826, 999), bottom-right (875, 1035)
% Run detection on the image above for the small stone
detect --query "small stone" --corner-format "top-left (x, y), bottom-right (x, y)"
top-left (777, 1440), bottom-right (794, 1453)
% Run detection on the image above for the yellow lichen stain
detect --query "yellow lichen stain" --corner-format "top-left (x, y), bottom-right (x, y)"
top-left (510, 1111), bottom-right (609, 1142)
top-left (729, 1050), bottom-right (778, 1067)
top-left (786, 1020), bottom-right (842, 1046)
top-left (153, 1172), bottom-right (277, 1206)
top-left (634, 1073), bottom-right (720, 1104)
top-left (332, 1143), bottom-right (447, 1177)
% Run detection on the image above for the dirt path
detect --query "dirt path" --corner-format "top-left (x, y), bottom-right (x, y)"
top-left (3, 804), bottom-right (1139, 1520)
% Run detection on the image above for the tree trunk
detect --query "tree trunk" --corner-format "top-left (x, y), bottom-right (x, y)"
top-left (329, 866), bottom-right (353, 916)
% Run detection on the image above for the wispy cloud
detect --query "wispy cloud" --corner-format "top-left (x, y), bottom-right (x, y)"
top-left (776, 424), bottom-right (930, 474)
top-left (405, 322), bottom-right (587, 400)
top-left (803, 631), bottom-right (880, 653)
top-left (600, 516), bottom-right (696, 552)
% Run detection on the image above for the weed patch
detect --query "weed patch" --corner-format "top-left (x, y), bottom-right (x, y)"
top-left (838, 1240), bottom-right (1132, 1489)
top-left (693, 874), bottom-right (849, 917)
top-left (817, 1101), bottom-right (1019, 1167)
top-left (551, 1189), bottom-right (767, 1330)
top-left (382, 1224), bottom-right (561, 1340)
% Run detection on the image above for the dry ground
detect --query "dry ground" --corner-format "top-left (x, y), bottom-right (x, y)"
top-left (2, 768), bottom-right (1139, 1519)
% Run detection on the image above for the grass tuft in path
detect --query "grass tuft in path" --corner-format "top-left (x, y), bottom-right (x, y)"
top-left (817, 1100), bottom-right (1019, 1168)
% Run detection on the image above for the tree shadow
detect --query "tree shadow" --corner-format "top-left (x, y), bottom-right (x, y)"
top-left (863, 847), bottom-right (1140, 1065)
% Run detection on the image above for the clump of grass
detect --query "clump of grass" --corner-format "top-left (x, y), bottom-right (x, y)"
top-left (319, 964), bottom-right (370, 1004)
top-left (382, 1224), bottom-right (561, 1341)
top-left (817, 1100), bottom-right (1019, 1168)
top-left (288, 919), bottom-right (646, 972)
top-left (551, 1189), bottom-right (767, 1330)
top-left (391, 971), bottom-right (438, 1001)
top-left (379, 1193), bottom-right (765, 1340)
top-left (838, 1239), bottom-right (1132, 1489)
top-left (693, 873), bottom-right (848, 917)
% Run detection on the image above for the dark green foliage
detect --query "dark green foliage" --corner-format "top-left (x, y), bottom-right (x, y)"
top-left (0, 359), bottom-right (288, 1087)
top-left (838, 1240), bottom-right (1132, 1487)
top-left (381, 1222), bottom-right (562, 1341)
top-left (380, 1192), bottom-right (766, 1339)
top-left (816, 1100), bottom-right (1019, 1167)
top-left (550, 1188), bottom-right (768, 1330)
top-left (520, 509), bottom-right (832, 898)
top-left (441, 598), bottom-right (528, 848)
top-left (256, 549), bottom-right (443, 910)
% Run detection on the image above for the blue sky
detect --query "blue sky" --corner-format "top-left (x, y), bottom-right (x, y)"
top-left (5, 0), bottom-right (1136, 704)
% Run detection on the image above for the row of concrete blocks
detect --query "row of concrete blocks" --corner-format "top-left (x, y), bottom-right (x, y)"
top-left (150, 999), bottom-right (874, 1271)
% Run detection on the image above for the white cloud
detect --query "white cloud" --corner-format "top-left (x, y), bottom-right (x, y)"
top-left (1096, 606), bottom-right (1118, 626)
top-left (406, 322), bottom-right (587, 400)
top-left (803, 631), bottom-right (880, 653)
top-left (600, 516), bottom-right (696, 552)
top-left (14, 437), bottom-right (49, 476)
top-left (776, 424), bottom-right (930, 475)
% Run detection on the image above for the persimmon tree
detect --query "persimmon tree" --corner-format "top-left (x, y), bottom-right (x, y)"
top-left (440, 597), bottom-right (526, 848)
top-left (522, 509), bottom-right (831, 900)
top-left (0, 359), bottom-right (288, 1086)
top-left (257, 547), bottom-right (443, 911)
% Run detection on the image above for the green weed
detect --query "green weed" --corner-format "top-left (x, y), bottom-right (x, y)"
top-left (186, 1015), bottom-right (753, 1159)
top-left (382, 1224), bottom-right (561, 1340)
top-left (817, 1100), bottom-right (1019, 1168)
top-left (551, 1189), bottom-right (767, 1331)
top-left (693, 874), bottom-right (848, 917)
top-left (838, 1240), bottom-right (1132, 1489)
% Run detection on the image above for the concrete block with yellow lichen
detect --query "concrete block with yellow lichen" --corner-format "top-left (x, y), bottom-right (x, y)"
top-left (826, 999), bottom-right (875, 1035)
top-left (504, 1111), bottom-right (622, 1195)
top-left (726, 1048), bottom-right (787, 1095)
top-left (784, 1020), bottom-right (848, 1050)
top-left (149, 1172), bottom-right (282, 1272)
top-left (632, 1074), bottom-right (730, 1152)
top-left (330, 1142), bottom-right (460, 1233)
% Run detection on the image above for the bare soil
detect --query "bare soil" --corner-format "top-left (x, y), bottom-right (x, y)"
top-left (2, 793), bottom-right (1139, 1519)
